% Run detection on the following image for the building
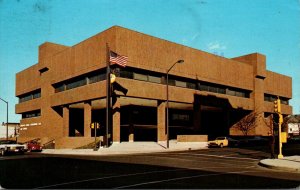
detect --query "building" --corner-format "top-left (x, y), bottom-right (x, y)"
top-left (288, 123), bottom-right (299, 137)
top-left (15, 26), bottom-right (292, 148)
top-left (286, 115), bottom-right (300, 137)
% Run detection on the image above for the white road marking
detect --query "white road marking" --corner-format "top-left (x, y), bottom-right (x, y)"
top-left (34, 168), bottom-right (188, 189)
top-left (176, 152), bottom-right (260, 161)
top-left (115, 169), bottom-right (256, 189)
top-left (35, 163), bottom-right (258, 189)
top-left (144, 155), bottom-right (257, 169)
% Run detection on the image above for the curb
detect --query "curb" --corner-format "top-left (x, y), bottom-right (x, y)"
top-left (41, 145), bottom-right (208, 156)
top-left (41, 147), bottom-right (205, 156)
top-left (258, 160), bottom-right (300, 173)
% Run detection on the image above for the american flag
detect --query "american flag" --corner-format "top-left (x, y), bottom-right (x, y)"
top-left (109, 51), bottom-right (128, 67)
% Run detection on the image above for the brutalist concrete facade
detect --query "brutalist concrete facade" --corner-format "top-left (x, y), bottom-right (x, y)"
top-left (15, 26), bottom-right (292, 148)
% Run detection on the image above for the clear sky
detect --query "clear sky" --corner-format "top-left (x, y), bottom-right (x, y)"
top-left (0, 0), bottom-right (299, 122)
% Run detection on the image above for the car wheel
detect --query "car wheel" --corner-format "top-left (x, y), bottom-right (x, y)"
top-left (220, 143), bottom-right (223, 148)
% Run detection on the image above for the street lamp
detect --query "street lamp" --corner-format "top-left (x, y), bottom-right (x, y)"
top-left (0, 97), bottom-right (8, 140)
top-left (166, 59), bottom-right (184, 148)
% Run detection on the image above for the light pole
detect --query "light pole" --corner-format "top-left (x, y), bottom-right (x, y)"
top-left (166, 59), bottom-right (184, 148)
top-left (0, 97), bottom-right (8, 140)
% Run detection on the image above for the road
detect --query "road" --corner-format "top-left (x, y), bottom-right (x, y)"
top-left (0, 146), bottom-right (300, 189)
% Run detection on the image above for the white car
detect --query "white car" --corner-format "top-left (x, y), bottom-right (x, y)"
top-left (0, 140), bottom-right (27, 156)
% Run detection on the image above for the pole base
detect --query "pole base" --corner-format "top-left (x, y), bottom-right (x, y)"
top-left (278, 154), bottom-right (284, 159)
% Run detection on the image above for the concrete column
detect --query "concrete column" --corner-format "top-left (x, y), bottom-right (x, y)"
top-left (128, 106), bottom-right (134, 142)
top-left (129, 125), bottom-right (134, 142)
top-left (112, 98), bottom-right (121, 143)
top-left (84, 101), bottom-right (92, 137)
top-left (157, 101), bottom-right (167, 142)
top-left (254, 77), bottom-right (265, 135)
top-left (63, 106), bottom-right (69, 137)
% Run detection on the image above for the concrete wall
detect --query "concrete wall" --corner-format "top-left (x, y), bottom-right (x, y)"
top-left (177, 135), bottom-right (208, 142)
top-left (115, 26), bottom-right (254, 91)
top-left (55, 137), bottom-right (95, 149)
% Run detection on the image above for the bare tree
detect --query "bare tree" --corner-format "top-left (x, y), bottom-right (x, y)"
top-left (233, 111), bottom-right (260, 136)
top-left (262, 114), bottom-right (275, 158)
top-left (262, 114), bottom-right (274, 135)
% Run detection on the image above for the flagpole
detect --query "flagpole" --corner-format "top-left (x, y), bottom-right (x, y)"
top-left (106, 43), bottom-right (111, 147)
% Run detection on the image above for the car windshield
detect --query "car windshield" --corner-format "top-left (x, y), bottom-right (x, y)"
top-left (216, 137), bottom-right (225, 140)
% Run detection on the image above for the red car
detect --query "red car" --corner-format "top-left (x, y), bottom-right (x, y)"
top-left (27, 141), bottom-right (43, 152)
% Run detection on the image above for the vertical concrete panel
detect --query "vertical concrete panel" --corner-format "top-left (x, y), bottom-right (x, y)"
top-left (84, 101), bottom-right (92, 137)
top-left (112, 99), bottom-right (120, 143)
top-left (157, 101), bottom-right (167, 142)
top-left (254, 73), bottom-right (266, 135)
top-left (63, 106), bottom-right (69, 137)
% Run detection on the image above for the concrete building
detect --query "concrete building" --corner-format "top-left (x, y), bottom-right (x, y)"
top-left (15, 26), bottom-right (292, 148)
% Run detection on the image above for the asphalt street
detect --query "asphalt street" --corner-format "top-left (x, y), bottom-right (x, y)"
top-left (1, 147), bottom-right (300, 189)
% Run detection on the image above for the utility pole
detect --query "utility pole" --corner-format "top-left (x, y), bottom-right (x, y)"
top-left (166, 60), bottom-right (184, 148)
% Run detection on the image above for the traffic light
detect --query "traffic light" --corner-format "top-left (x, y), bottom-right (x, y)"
top-left (279, 114), bottom-right (283, 125)
top-left (110, 73), bottom-right (116, 84)
top-left (274, 98), bottom-right (281, 113)
top-left (91, 123), bottom-right (95, 129)
top-left (91, 122), bottom-right (100, 129)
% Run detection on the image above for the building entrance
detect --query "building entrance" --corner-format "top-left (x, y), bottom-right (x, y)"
top-left (69, 108), bottom-right (84, 137)
top-left (196, 95), bottom-right (233, 140)
top-left (120, 106), bottom-right (157, 142)
top-left (200, 109), bottom-right (229, 140)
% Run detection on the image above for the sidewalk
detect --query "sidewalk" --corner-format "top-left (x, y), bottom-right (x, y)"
top-left (42, 140), bottom-right (208, 156)
top-left (259, 156), bottom-right (300, 172)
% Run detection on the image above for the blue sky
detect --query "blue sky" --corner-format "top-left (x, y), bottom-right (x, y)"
top-left (0, 0), bottom-right (299, 122)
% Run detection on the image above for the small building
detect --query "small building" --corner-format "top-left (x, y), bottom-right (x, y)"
top-left (0, 122), bottom-right (20, 139)
top-left (288, 123), bottom-right (299, 136)
top-left (15, 26), bottom-right (292, 148)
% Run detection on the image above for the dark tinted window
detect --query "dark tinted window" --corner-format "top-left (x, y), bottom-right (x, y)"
top-left (66, 78), bottom-right (87, 90)
top-left (19, 89), bottom-right (41, 103)
top-left (22, 110), bottom-right (41, 119)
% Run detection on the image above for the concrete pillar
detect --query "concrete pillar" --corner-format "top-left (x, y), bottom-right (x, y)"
top-left (254, 77), bottom-right (265, 135)
top-left (251, 53), bottom-right (266, 135)
top-left (84, 101), bottom-right (92, 137)
top-left (112, 98), bottom-right (121, 143)
top-left (157, 101), bottom-right (167, 142)
top-left (128, 108), bottom-right (134, 142)
top-left (129, 125), bottom-right (134, 142)
top-left (63, 106), bottom-right (69, 137)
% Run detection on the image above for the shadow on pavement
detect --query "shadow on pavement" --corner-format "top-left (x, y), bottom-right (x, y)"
top-left (0, 156), bottom-right (299, 189)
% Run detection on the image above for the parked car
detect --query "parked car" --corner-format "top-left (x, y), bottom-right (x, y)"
top-left (208, 137), bottom-right (239, 148)
top-left (0, 140), bottom-right (27, 156)
top-left (27, 141), bottom-right (43, 152)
